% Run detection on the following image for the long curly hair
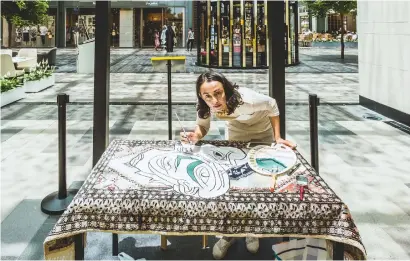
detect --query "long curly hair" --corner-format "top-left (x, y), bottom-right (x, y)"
top-left (196, 71), bottom-right (244, 119)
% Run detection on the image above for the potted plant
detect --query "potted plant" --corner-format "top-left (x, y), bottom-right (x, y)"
top-left (1, 75), bottom-right (26, 107)
top-left (24, 60), bottom-right (55, 93)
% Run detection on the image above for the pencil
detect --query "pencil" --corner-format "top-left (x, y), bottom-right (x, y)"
top-left (174, 112), bottom-right (191, 144)
top-left (270, 174), bottom-right (277, 193)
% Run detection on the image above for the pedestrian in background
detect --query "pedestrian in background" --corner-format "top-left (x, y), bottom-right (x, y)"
top-left (154, 29), bottom-right (160, 51)
top-left (187, 28), bottom-right (194, 52)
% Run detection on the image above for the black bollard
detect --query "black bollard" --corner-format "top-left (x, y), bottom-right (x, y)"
top-left (309, 94), bottom-right (319, 174)
top-left (41, 94), bottom-right (78, 215)
top-left (167, 59), bottom-right (172, 140)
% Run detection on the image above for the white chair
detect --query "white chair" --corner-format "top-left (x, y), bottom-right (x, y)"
top-left (0, 54), bottom-right (25, 78)
top-left (16, 48), bottom-right (37, 72)
top-left (0, 49), bottom-right (13, 56)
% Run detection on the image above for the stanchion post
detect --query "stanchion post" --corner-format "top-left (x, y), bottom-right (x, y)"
top-left (58, 94), bottom-right (68, 199)
top-left (309, 94), bottom-right (319, 174)
top-left (40, 94), bottom-right (78, 215)
top-left (167, 59), bottom-right (172, 140)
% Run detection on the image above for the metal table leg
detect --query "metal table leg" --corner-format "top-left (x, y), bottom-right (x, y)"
top-left (74, 233), bottom-right (85, 260)
top-left (333, 242), bottom-right (344, 260)
top-left (160, 235), bottom-right (167, 250)
top-left (112, 233), bottom-right (119, 256)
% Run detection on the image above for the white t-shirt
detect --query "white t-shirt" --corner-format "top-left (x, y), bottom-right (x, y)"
top-left (196, 87), bottom-right (280, 141)
top-left (40, 26), bottom-right (48, 35)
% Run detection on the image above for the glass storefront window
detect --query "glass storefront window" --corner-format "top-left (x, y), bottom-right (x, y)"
top-left (232, 1), bottom-right (242, 67)
top-left (4, 8), bottom-right (57, 48)
top-left (165, 7), bottom-right (185, 48)
top-left (244, 1), bottom-right (254, 67)
top-left (220, 1), bottom-right (230, 66)
top-left (197, 0), bottom-right (298, 68)
top-left (256, 1), bottom-right (267, 66)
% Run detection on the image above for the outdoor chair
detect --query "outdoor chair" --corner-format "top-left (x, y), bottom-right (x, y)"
top-left (37, 47), bottom-right (57, 66)
top-left (16, 48), bottom-right (38, 72)
top-left (0, 54), bottom-right (25, 78)
top-left (0, 49), bottom-right (13, 56)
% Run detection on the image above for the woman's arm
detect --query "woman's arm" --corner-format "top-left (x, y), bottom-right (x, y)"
top-left (269, 115), bottom-right (296, 148)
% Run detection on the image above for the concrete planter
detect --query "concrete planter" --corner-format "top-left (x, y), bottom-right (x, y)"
top-left (1, 86), bottom-right (26, 107)
top-left (311, 42), bottom-right (358, 48)
top-left (24, 74), bottom-right (55, 93)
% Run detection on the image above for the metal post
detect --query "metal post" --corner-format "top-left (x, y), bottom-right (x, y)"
top-left (294, 1), bottom-right (299, 64)
top-left (333, 242), bottom-right (344, 260)
top-left (57, 1), bottom-right (65, 48)
top-left (74, 233), bottom-right (85, 260)
top-left (41, 94), bottom-right (78, 215)
top-left (167, 59), bottom-right (172, 140)
top-left (112, 233), bottom-right (118, 256)
top-left (93, 1), bottom-right (111, 167)
top-left (58, 94), bottom-right (68, 199)
top-left (267, 0), bottom-right (286, 139)
top-left (309, 94), bottom-right (319, 173)
top-left (196, 1), bottom-right (201, 65)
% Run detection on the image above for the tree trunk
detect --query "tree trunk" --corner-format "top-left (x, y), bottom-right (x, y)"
top-left (340, 13), bottom-right (345, 59)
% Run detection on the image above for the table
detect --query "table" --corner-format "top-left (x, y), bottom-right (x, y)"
top-left (12, 57), bottom-right (35, 64)
top-left (43, 139), bottom-right (366, 260)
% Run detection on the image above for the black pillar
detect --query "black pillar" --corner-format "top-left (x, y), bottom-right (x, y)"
top-left (267, 0), bottom-right (286, 139)
top-left (294, 1), bottom-right (299, 64)
top-left (93, 1), bottom-right (111, 167)
top-left (57, 1), bottom-right (65, 48)
top-left (196, 1), bottom-right (201, 65)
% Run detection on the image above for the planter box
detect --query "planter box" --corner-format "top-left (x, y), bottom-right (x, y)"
top-left (24, 74), bottom-right (55, 93)
top-left (311, 42), bottom-right (358, 48)
top-left (1, 86), bottom-right (26, 107)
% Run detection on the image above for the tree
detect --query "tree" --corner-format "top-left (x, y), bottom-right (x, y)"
top-left (304, 0), bottom-right (357, 59)
top-left (1, 0), bottom-right (49, 27)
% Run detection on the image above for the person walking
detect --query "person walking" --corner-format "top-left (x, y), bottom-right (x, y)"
top-left (166, 25), bottom-right (175, 52)
top-left (154, 29), bottom-right (160, 51)
top-left (186, 28), bottom-right (194, 52)
top-left (160, 25), bottom-right (167, 51)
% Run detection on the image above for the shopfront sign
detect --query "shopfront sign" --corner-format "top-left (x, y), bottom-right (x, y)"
top-left (146, 1), bottom-right (159, 6)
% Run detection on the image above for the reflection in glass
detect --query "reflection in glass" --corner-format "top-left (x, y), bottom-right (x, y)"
top-left (256, 1), bottom-right (267, 66)
top-left (220, 1), bottom-right (230, 66)
top-left (232, 1), bottom-right (241, 67)
top-left (244, 1), bottom-right (253, 67)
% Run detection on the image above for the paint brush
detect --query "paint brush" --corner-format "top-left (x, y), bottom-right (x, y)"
top-left (174, 112), bottom-right (191, 144)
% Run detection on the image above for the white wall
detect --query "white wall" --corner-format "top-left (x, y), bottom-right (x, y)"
top-left (119, 9), bottom-right (134, 48)
top-left (358, 1), bottom-right (410, 115)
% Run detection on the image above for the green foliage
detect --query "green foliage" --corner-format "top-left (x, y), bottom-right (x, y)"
top-left (1, 0), bottom-right (49, 26)
top-left (24, 60), bottom-right (55, 82)
top-left (303, 0), bottom-right (357, 17)
top-left (0, 77), bottom-right (24, 93)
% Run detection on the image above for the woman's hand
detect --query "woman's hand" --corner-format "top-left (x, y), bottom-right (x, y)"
top-left (276, 138), bottom-right (297, 150)
top-left (180, 131), bottom-right (201, 144)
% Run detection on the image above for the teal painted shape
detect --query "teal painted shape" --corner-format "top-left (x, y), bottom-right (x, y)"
top-left (256, 157), bottom-right (287, 172)
top-left (176, 155), bottom-right (204, 184)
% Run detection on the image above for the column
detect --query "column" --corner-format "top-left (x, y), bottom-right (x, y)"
top-left (267, 0), bottom-right (285, 138)
top-left (119, 9), bottom-right (134, 47)
top-left (93, 1), bottom-right (111, 166)
top-left (57, 1), bottom-right (66, 48)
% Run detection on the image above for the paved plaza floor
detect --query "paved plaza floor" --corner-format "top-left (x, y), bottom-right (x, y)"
top-left (1, 48), bottom-right (410, 260)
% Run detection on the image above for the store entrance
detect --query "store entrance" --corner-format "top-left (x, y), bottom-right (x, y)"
top-left (142, 8), bottom-right (163, 47)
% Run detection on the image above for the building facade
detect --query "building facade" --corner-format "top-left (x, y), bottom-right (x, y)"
top-left (2, 1), bottom-right (194, 48)
top-left (196, 0), bottom-right (299, 68)
top-left (358, 1), bottom-right (410, 126)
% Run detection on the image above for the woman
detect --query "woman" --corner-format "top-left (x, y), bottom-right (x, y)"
top-left (180, 71), bottom-right (295, 259)
top-left (160, 25), bottom-right (167, 50)
top-left (154, 29), bottom-right (160, 51)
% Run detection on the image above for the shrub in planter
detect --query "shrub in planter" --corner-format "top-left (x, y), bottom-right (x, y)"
top-left (1, 76), bottom-right (26, 107)
top-left (24, 60), bottom-right (56, 93)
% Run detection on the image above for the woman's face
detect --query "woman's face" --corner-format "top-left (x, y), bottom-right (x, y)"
top-left (199, 81), bottom-right (227, 112)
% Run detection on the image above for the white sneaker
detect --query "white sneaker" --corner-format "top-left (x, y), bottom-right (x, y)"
top-left (245, 237), bottom-right (259, 254)
top-left (212, 237), bottom-right (236, 259)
